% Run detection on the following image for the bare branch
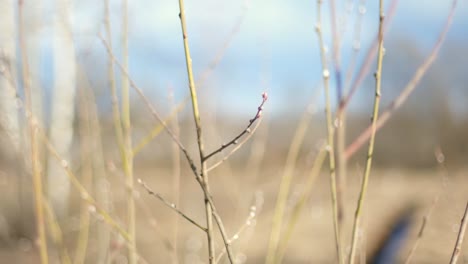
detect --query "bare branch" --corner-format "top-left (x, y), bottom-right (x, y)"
top-left (204, 92), bottom-right (268, 162)
top-left (345, 0), bottom-right (458, 159)
top-left (449, 201), bottom-right (468, 264)
top-left (138, 179), bottom-right (207, 232)
top-left (98, 34), bottom-right (200, 179)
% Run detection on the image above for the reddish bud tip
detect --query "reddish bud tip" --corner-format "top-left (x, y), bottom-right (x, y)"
top-left (262, 92), bottom-right (268, 100)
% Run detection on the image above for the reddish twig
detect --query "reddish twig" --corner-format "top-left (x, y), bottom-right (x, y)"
top-left (338, 0), bottom-right (399, 113)
top-left (344, 0), bottom-right (457, 160)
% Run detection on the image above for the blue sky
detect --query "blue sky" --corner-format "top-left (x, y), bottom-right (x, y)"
top-left (35, 0), bottom-right (468, 117)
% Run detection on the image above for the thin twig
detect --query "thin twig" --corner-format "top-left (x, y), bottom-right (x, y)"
top-left (98, 34), bottom-right (200, 179)
top-left (206, 118), bottom-right (262, 173)
top-left (348, 1), bottom-right (385, 263)
top-left (449, 201), bottom-right (468, 264)
top-left (343, 0), bottom-right (368, 88)
top-left (276, 144), bottom-right (328, 264)
top-left (132, 0), bottom-right (251, 156)
top-left (17, 2), bottom-right (48, 263)
top-left (329, 0), bottom-right (343, 100)
top-left (314, 0), bottom-right (342, 263)
top-left (404, 147), bottom-right (447, 264)
top-left (74, 81), bottom-right (94, 264)
top-left (265, 98), bottom-right (313, 264)
top-left (2, 31), bottom-right (135, 261)
top-left (120, 1), bottom-right (137, 263)
top-left (177, 1), bottom-right (233, 263)
top-left (204, 92), bottom-right (268, 162)
top-left (138, 179), bottom-right (207, 232)
top-left (132, 104), bottom-right (182, 156)
top-left (99, 32), bottom-right (235, 263)
top-left (103, 0), bottom-right (127, 176)
top-left (178, 0), bottom-right (215, 261)
top-left (335, 0), bottom-right (370, 235)
top-left (168, 87), bottom-right (182, 264)
top-left (43, 199), bottom-right (72, 264)
top-left (338, 0), bottom-right (399, 114)
top-left (42, 135), bottom-right (131, 241)
top-left (215, 202), bottom-right (259, 264)
top-left (345, 0), bottom-right (457, 159)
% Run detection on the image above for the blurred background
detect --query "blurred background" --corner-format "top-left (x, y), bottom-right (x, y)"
top-left (0, 0), bottom-right (467, 263)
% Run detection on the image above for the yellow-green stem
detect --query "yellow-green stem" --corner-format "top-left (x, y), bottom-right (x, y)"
top-left (315, 0), bottom-right (342, 263)
top-left (18, 2), bottom-right (48, 263)
top-left (348, 1), bottom-right (385, 263)
top-left (276, 146), bottom-right (327, 263)
top-left (265, 108), bottom-right (310, 264)
top-left (74, 86), bottom-right (93, 264)
top-left (121, 1), bottom-right (136, 263)
top-left (177, 1), bottom-right (215, 262)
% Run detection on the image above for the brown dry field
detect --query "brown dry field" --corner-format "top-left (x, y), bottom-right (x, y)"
top-left (0, 165), bottom-right (467, 264)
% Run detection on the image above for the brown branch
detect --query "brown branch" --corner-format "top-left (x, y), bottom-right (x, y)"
top-left (138, 179), bottom-right (207, 232)
top-left (449, 201), bottom-right (468, 264)
top-left (204, 92), bottom-right (268, 162)
top-left (98, 34), bottom-right (200, 179)
top-left (206, 118), bottom-right (263, 173)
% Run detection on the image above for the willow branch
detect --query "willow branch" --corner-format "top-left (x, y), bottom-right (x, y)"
top-left (345, 0), bottom-right (457, 159)
top-left (204, 92), bottom-right (268, 162)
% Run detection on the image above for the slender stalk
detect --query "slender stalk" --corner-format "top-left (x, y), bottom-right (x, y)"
top-left (405, 147), bottom-right (447, 264)
top-left (315, 0), bottom-right (342, 263)
top-left (265, 104), bottom-right (311, 264)
top-left (120, 1), bottom-right (137, 263)
top-left (216, 203), bottom-right (258, 263)
top-left (43, 200), bottom-right (71, 264)
top-left (99, 27), bottom-right (235, 263)
top-left (98, 33), bottom-right (200, 180)
top-left (138, 179), bottom-right (206, 232)
top-left (348, 1), bottom-right (385, 263)
top-left (177, 1), bottom-right (215, 262)
top-left (338, 0), bottom-right (399, 114)
top-left (42, 134), bottom-right (131, 241)
top-left (103, 0), bottom-right (126, 178)
top-left (335, 0), bottom-right (369, 230)
top-left (206, 94), bottom-right (267, 172)
top-left (74, 81), bottom-right (93, 264)
top-left (449, 201), bottom-right (468, 264)
top-left (168, 89), bottom-right (181, 264)
top-left (276, 145), bottom-right (327, 263)
top-left (132, 104), bottom-right (182, 156)
top-left (344, 0), bottom-right (457, 159)
top-left (18, 2), bottom-right (48, 263)
top-left (78, 66), bottom-right (112, 264)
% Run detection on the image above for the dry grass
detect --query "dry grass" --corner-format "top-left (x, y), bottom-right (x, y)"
top-left (0, 164), bottom-right (466, 263)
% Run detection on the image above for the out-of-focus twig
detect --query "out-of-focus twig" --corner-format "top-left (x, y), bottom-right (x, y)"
top-left (17, 2), bottom-right (48, 263)
top-left (449, 201), bottom-right (468, 264)
top-left (404, 147), bottom-right (447, 264)
top-left (313, 0), bottom-right (342, 263)
top-left (345, 0), bottom-right (458, 159)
